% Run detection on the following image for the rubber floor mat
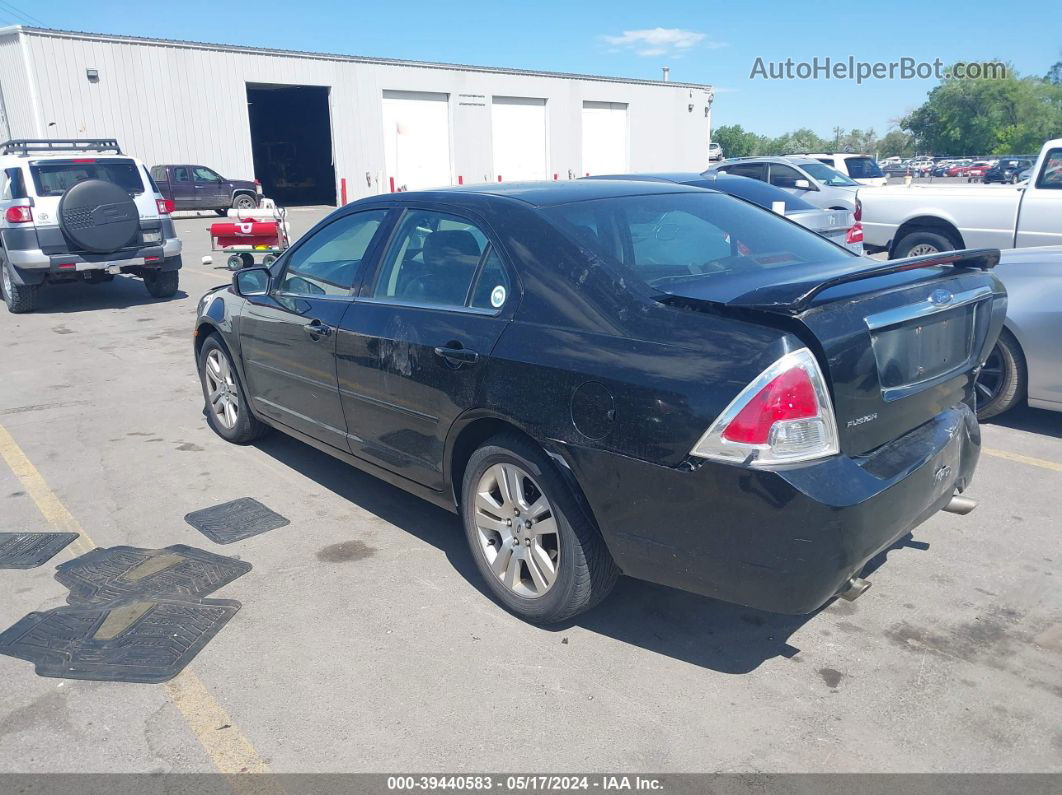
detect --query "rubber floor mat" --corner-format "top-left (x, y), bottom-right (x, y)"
top-left (0, 533), bottom-right (79, 569)
top-left (55, 544), bottom-right (252, 605)
top-left (0, 598), bottom-right (240, 683)
top-left (184, 497), bottom-right (290, 544)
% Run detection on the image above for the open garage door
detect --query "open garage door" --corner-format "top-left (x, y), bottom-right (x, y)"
top-left (382, 90), bottom-right (452, 191)
top-left (247, 83), bottom-right (337, 206)
top-left (491, 97), bottom-right (547, 181)
top-left (582, 101), bottom-right (628, 176)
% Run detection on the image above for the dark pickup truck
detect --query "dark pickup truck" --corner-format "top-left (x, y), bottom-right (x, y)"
top-left (150, 164), bottom-right (259, 215)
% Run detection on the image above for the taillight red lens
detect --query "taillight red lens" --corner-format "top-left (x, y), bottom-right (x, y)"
top-left (5, 206), bottom-right (32, 223)
top-left (156, 198), bottom-right (174, 215)
top-left (854, 197), bottom-right (862, 222)
top-left (722, 367), bottom-right (819, 445)
top-left (846, 223), bottom-right (864, 244)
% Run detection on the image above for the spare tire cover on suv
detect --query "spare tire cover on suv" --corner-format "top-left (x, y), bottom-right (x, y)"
top-left (58, 179), bottom-right (139, 254)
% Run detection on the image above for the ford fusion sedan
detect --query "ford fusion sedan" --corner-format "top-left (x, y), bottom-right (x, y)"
top-left (193, 181), bottom-right (1005, 624)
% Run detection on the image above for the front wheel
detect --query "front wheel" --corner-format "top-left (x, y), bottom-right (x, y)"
top-left (462, 434), bottom-right (618, 624)
top-left (975, 331), bottom-right (1026, 420)
top-left (198, 335), bottom-right (267, 444)
top-left (233, 194), bottom-right (257, 210)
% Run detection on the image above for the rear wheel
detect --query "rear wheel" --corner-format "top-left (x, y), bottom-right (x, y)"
top-left (461, 434), bottom-right (618, 624)
top-left (892, 230), bottom-right (957, 259)
top-left (144, 270), bottom-right (179, 298)
top-left (975, 331), bottom-right (1026, 420)
top-left (1, 259), bottom-right (40, 314)
top-left (198, 335), bottom-right (267, 444)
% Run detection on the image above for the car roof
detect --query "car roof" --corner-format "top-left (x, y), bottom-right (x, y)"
top-left (376, 179), bottom-right (708, 207)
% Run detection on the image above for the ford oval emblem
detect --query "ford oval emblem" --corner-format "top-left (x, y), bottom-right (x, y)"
top-left (929, 288), bottom-right (953, 306)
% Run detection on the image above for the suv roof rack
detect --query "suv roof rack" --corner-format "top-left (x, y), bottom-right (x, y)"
top-left (0, 139), bottom-right (123, 156)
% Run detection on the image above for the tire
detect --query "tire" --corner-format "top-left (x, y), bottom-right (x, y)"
top-left (144, 270), bottom-right (179, 298)
top-left (197, 334), bottom-right (267, 444)
top-left (239, 253), bottom-right (255, 269)
top-left (892, 230), bottom-right (957, 259)
top-left (215, 209), bottom-right (228, 217)
top-left (461, 433), bottom-right (618, 624)
top-left (233, 194), bottom-right (257, 210)
top-left (975, 330), bottom-right (1026, 420)
top-left (1, 259), bottom-right (40, 314)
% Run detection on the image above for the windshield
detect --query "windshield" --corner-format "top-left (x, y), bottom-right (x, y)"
top-left (843, 157), bottom-right (884, 179)
top-left (542, 192), bottom-right (855, 292)
top-left (799, 162), bottom-right (859, 187)
top-left (30, 158), bottom-right (145, 197)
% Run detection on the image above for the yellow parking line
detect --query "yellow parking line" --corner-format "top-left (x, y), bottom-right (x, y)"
top-left (984, 447), bottom-right (1062, 473)
top-left (0, 420), bottom-right (275, 782)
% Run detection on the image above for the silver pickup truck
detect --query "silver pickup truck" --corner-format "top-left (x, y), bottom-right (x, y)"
top-left (862, 138), bottom-right (1062, 258)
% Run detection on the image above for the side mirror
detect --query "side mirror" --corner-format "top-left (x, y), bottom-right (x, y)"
top-left (794, 178), bottom-right (812, 189)
top-left (233, 267), bottom-right (271, 297)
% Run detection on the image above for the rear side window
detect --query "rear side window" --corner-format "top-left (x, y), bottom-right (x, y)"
top-left (717, 162), bottom-right (765, 181)
top-left (543, 192), bottom-right (854, 291)
top-left (2, 167), bottom-right (27, 200)
top-left (30, 159), bottom-right (145, 197)
top-left (844, 157), bottom-right (884, 179)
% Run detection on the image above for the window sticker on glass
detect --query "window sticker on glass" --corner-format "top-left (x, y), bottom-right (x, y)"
top-left (490, 285), bottom-right (506, 308)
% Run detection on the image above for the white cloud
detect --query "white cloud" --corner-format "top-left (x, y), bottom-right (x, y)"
top-left (601, 27), bottom-right (726, 57)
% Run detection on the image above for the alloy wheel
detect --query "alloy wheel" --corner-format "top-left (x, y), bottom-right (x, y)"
top-left (976, 344), bottom-right (1005, 405)
top-left (474, 463), bottom-right (560, 598)
top-left (204, 348), bottom-right (239, 429)
top-left (1, 263), bottom-right (11, 297)
top-left (907, 243), bottom-right (940, 256)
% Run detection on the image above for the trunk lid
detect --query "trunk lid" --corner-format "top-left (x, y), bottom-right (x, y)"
top-left (657, 250), bottom-right (1008, 455)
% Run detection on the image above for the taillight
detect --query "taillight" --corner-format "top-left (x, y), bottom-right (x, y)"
top-left (846, 223), bottom-right (864, 244)
top-left (156, 198), bottom-right (174, 215)
top-left (5, 205), bottom-right (32, 223)
top-left (690, 348), bottom-right (839, 466)
top-left (854, 197), bottom-right (862, 222)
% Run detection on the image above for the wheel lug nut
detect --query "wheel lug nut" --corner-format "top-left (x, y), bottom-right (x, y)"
top-left (524, 520), bottom-right (532, 528)
top-left (506, 518), bottom-right (512, 526)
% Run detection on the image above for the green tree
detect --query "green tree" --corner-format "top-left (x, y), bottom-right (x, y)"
top-left (878, 130), bottom-right (916, 158)
top-left (712, 124), bottom-right (761, 157)
top-left (901, 63), bottom-right (1062, 154)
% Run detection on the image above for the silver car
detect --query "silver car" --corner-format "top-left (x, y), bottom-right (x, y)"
top-left (975, 246), bottom-right (1062, 418)
top-left (704, 156), bottom-right (861, 212)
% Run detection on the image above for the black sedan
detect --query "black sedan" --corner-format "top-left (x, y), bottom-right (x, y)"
top-left (983, 159), bottom-right (1033, 184)
top-left (193, 181), bottom-right (1006, 624)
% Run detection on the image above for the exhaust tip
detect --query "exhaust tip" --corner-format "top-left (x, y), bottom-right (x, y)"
top-left (839, 576), bottom-right (872, 602)
top-left (942, 494), bottom-right (977, 515)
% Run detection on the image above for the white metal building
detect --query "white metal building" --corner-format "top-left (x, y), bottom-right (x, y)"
top-left (0, 26), bottom-right (714, 205)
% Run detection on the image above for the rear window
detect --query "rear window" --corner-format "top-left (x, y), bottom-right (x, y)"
top-left (542, 192), bottom-right (854, 292)
top-left (842, 157), bottom-right (884, 179)
top-left (30, 158), bottom-right (145, 197)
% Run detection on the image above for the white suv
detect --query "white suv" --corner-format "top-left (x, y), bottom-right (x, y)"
top-left (805, 153), bottom-right (887, 187)
top-left (0, 138), bottom-right (182, 313)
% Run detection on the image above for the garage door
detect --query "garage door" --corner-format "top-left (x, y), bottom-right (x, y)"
top-left (582, 101), bottom-right (628, 175)
top-left (382, 91), bottom-right (452, 191)
top-left (491, 97), bottom-right (547, 181)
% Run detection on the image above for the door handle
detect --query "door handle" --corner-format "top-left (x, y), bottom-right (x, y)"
top-left (433, 345), bottom-right (479, 366)
top-left (303, 320), bottom-right (333, 339)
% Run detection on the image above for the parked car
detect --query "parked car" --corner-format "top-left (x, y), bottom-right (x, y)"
top-left (983, 159), bottom-right (1033, 184)
top-left (586, 171), bottom-right (863, 254)
top-left (1017, 166), bottom-right (1034, 183)
top-left (193, 180), bottom-right (1004, 623)
top-left (0, 138), bottom-right (182, 313)
top-left (931, 162), bottom-right (953, 177)
top-left (861, 138), bottom-right (1062, 258)
top-left (885, 161), bottom-right (913, 177)
top-left (974, 246), bottom-right (1062, 419)
top-left (947, 160), bottom-right (975, 177)
top-left (805, 153), bottom-right (887, 187)
top-left (150, 164), bottom-right (260, 215)
top-left (966, 162), bottom-right (992, 180)
top-left (705, 156), bottom-right (860, 211)
top-left (708, 142), bottom-right (724, 162)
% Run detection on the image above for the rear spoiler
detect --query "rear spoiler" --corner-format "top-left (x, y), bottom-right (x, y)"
top-left (701, 248), bottom-right (1000, 315)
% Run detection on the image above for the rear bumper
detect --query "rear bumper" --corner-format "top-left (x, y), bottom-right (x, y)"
top-left (565, 402), bottom-right (979, 614)
top-left (7, 241), bottom-right (182, 273)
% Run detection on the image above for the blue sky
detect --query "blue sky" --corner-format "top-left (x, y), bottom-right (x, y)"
top-left (12, 0), bottom-right (1061, 136)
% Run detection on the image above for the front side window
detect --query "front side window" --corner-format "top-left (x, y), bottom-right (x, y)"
top-left (768, 164), bottom-right (806, 189)
top-left (373, 210), bottom-right (498, 310)
top-left (1035, 149), bottom-right (1062, 190)
top-left (194, 167), bottom-right (222, 182)
top-left (543, 192), bottom-right (854, 292)
top-left (30, 159), bottom-right (145, 197)
top-left (277, 210), bottom-right (387, 296)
